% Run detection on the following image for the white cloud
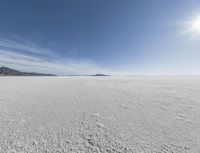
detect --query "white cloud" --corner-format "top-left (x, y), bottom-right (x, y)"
top-left (0, 37), bottom-right (109, 75)
top-left (0, 37), bottom-right (49, 55)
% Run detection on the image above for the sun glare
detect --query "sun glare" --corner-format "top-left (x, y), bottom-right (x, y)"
top-left (182, 14), bottom-right (200, 39)
top-left (189, 16), bottom-right (200, 32)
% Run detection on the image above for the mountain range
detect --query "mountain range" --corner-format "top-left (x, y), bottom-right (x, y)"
top-left (0, 67), bottom-right (56, 76)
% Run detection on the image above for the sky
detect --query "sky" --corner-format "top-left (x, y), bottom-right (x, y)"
top-left (0, 0), bottom-right (200, 75)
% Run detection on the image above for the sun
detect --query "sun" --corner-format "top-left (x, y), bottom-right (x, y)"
top-left (181, 14), bottom-right (200, 39)
top-left (188, 16), bottom-right (200, 33)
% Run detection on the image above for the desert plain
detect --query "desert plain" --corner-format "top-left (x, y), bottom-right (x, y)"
top-left (0, 76), bottom-right (200, 153)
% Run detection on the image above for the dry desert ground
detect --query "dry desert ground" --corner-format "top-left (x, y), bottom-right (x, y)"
top-left (0, 76), bottom-right (200, 153)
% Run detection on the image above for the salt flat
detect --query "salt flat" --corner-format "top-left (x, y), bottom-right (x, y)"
top-left (0, 76), bottom-right (200, 153)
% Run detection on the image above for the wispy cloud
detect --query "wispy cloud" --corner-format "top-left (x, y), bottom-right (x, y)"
top-left (0, 37), bottom-right (109, 75)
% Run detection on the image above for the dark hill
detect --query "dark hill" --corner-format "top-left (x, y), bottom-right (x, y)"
top-left (0, 67), bottom-right (56, 76)
top-left (92, 74), bottom-right (110, 76)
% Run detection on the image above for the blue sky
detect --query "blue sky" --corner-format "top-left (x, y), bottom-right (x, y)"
top-left (0, 0), bottom-right (200, 75)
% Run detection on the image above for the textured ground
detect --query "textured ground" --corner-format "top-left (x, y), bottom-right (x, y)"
top-left (0, 76), bottom-right (200, 153)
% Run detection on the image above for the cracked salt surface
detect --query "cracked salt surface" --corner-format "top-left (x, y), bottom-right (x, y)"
top-left (0, 76), bottom-right (200, 152)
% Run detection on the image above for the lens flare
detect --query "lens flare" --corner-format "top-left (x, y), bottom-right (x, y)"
top-left (181, 14), bottom-right (200, 39)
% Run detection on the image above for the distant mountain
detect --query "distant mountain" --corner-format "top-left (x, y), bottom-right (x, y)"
top-left (0, 67), bottom-right (56, 76)
top-left (91, 74), bottom-right (110, 76)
